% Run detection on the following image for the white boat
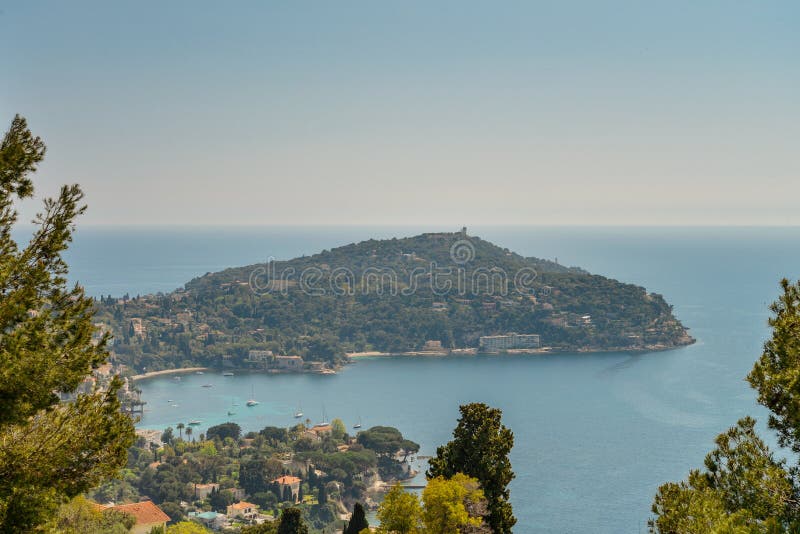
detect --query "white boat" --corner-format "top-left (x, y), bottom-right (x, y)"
top-left (196, 371), bottom-right (204, 375)
top-left (223, 372), bottom-right (234, 376)
top-left (246, 385), bottom-right (259, 406)
top-left (189, 420), bottom-right (201, 425)
top-left (353, 416), bottom-right (362, 429)
top-left (294, 403), bottom-right (303, 418)
top-left (202, 383), bottom-right (213, 388)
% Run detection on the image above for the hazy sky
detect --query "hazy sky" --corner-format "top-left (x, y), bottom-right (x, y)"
top-left (1, 1), bottom-right (798, 226)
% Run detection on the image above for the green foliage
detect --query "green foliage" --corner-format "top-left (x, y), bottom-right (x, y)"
top-left (94, 232), bottom-right (691, 372)
top-left (41, 496), bottom-right (134, 534)
top-left (0, 115), bottom-right (135, 531)
top-left (376, 484), bottom-right (422, 534)
top-left (166, 522), bottom-right (210, 533)
top-left (331, 418), bottom-right (347, 440)
top-left (428, 403), bottom-right (515, 534)
top-left (242, 522), bottom-right (278, 534)
top-left (277, 508), bottom-right (308, 534)
top-left (651, 280), bottom-right (800, 532)
top-left (206, 422), bottom-right (241, 442)
top-left (345, 503), bottom-right (369, 534)
top-left (357, 426), bottom-right (419, 457)
top-left (748, 278), bottom-right (800, 453)
top-left (650, 419), bottom-right (795, 532)
top-left (422, 475), bottom-right (485, 534)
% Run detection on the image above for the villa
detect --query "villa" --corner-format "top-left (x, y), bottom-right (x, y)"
top-left (104, 501), bottom-right (170, 534)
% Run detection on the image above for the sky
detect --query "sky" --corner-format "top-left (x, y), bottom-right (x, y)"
top-left (1, 1), bottom-right (798, 226)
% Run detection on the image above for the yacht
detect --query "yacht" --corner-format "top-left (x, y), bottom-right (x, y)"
top-left (246, 385), bottom-right (259, 406)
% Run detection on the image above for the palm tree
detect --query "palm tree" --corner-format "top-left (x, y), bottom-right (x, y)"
top-left (176, 422), bottom-right (185, 440)
top-left (185, 427), bottom-right (193, 442)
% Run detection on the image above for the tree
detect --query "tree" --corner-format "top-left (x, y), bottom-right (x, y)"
top-left (41, 496), bottom-right (134, 534)
top-left (357, 426), bottom-right (419, 457)
top-left (749, 278), bottom-right (800, 453)
top-left (277, 507), bottom-right (308, 534)
top-left (331, 418), bottom-right (347, 441)
top-left (0, 115), bottom-right (135, 531)
top-left (166, 522), bottom-right (211, 533)
top-left (317, 483), bottom-right (328, 505)
top-left (206, 422), bottom-right (241, 442)
top-left (185, 427), bottom-right (193, 442)
top-left (422, 475), bottom-right (485, 534)
top-left (209, 487), bottom-right (234, 512)
top-left (242, 522), bottom-right (278, 534)
top-left (376, 485), bottom-right (422, 534)
top-left (176, 423), bottom-right (185, 440)
top-left (650, 418), bottom-right (795, 533)
top-left (428, 403), bottom-right (515, 534)
top-left (345, 503), bottom-right (369, 534)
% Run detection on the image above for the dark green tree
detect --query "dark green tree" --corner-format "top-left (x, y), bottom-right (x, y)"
top-left (277, 507), bottom-right (308, 534)
top-left (0, 115), bottom-right (135, 531)
top-left (318, 483), bottom-right (328, 505)
top-left (206, 422), bottom-right (241, 442)
top-left (650, 417), bottom-right (796, 533)
top-left (428, 403), bottom-right (515, 534)
top-left (344, 502), bottom-right (369, 534)
top-left (283, 485), bottom-right (293, 503)
top-left (749, 278), bottom-right (800, 453)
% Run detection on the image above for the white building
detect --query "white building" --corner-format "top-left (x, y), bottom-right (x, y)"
top-left (479, 333), bottom-right (540, 352)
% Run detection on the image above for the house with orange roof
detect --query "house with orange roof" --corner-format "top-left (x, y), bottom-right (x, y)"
top-left (104, 501), bottom-right (170, 534)
top-left (272, 475), bottom-right (302, 502)
top-left (226, 501), bottom-right (258, 520)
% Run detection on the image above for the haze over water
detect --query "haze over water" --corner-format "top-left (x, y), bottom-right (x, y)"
top-left (60, 226), bottom-right (800, 533)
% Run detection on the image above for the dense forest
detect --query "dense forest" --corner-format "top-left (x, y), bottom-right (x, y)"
top-left (95, 231), bottom-right (693, 372)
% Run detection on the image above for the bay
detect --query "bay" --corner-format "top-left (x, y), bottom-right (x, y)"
top-left (53, 225), bottom-right (800, 533)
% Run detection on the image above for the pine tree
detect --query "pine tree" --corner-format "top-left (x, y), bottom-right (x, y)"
top-left (428, 403), bottom-right (515, 534)
top-left (277, 507), bottom-right (308, 534)
top-left (345, 503), bottom-right (369, 534)
top-left (0, 115), bottom-right (135, 530)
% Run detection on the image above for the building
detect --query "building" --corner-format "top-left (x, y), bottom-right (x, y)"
top-left (309, 423), bottom-right (332, 438)
top-left (248, 349), bottom-right (273, 362)
top-left (273, 475), bottom-right (302, 502)
top-left (104, 501), bottom-right (170, 534)
top-left (227, 501), bottom-right (258, 520)
top-left (422, 340), bottom-right (443, 351)
top-left (192, 482), bottom-right (219, 499)
top-left (479, 333), bottom-right (541, 352)
top-left (274, 355), bottom-right (303, 371)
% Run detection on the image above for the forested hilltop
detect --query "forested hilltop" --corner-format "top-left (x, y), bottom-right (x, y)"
top-left (95, 231), bottom-right (693, 372)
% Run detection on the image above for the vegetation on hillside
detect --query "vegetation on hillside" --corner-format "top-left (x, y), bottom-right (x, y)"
top-left (90, 420), bottom-right (417, 533)
top-left (95, 232), bottom-right (693, 373)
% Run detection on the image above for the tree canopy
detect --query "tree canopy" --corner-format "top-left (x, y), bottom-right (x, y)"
top-left (0, 115), bottom-right (135, 531)
top-left (651, 279), bottom-right (800, 532)
top-left (428, 403), bottom-right (515, 534)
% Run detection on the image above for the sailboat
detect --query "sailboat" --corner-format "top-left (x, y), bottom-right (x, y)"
top-left (246, 385), bottom-right (259, 406)
top-left (353, 416), bottom-right (362, 429)
top-left (294, 403), bottom-right (303, 418)
top-left (227, 399), bottom-right (236, 416)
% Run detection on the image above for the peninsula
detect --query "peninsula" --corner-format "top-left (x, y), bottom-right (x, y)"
top-left (94, 230), bottom-right (694, 373)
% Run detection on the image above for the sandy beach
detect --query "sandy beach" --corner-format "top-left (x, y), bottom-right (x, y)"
top-left (130, 367), bottom-right (209, 381)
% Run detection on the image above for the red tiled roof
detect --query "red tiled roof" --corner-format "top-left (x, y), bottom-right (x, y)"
top-left (230, 501), bottom-right (257, 510)
top-left (273, 475), bottom-right (301, 485)
top-left (106, 501), bottom-right (170, 524)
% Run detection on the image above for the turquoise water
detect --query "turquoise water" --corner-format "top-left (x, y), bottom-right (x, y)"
top-left (55, 226), bottom-right (800, 533)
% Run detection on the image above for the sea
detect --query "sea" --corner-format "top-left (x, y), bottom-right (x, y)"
top-left (36, 225), bottom-right (800, 533)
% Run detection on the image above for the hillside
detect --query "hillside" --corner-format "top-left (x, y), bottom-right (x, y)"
top-left (95, 230), bottom-right (694, 372)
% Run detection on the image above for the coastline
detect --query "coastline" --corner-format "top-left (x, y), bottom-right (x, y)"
top-left (130, 367), bottom-right (210, 382)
